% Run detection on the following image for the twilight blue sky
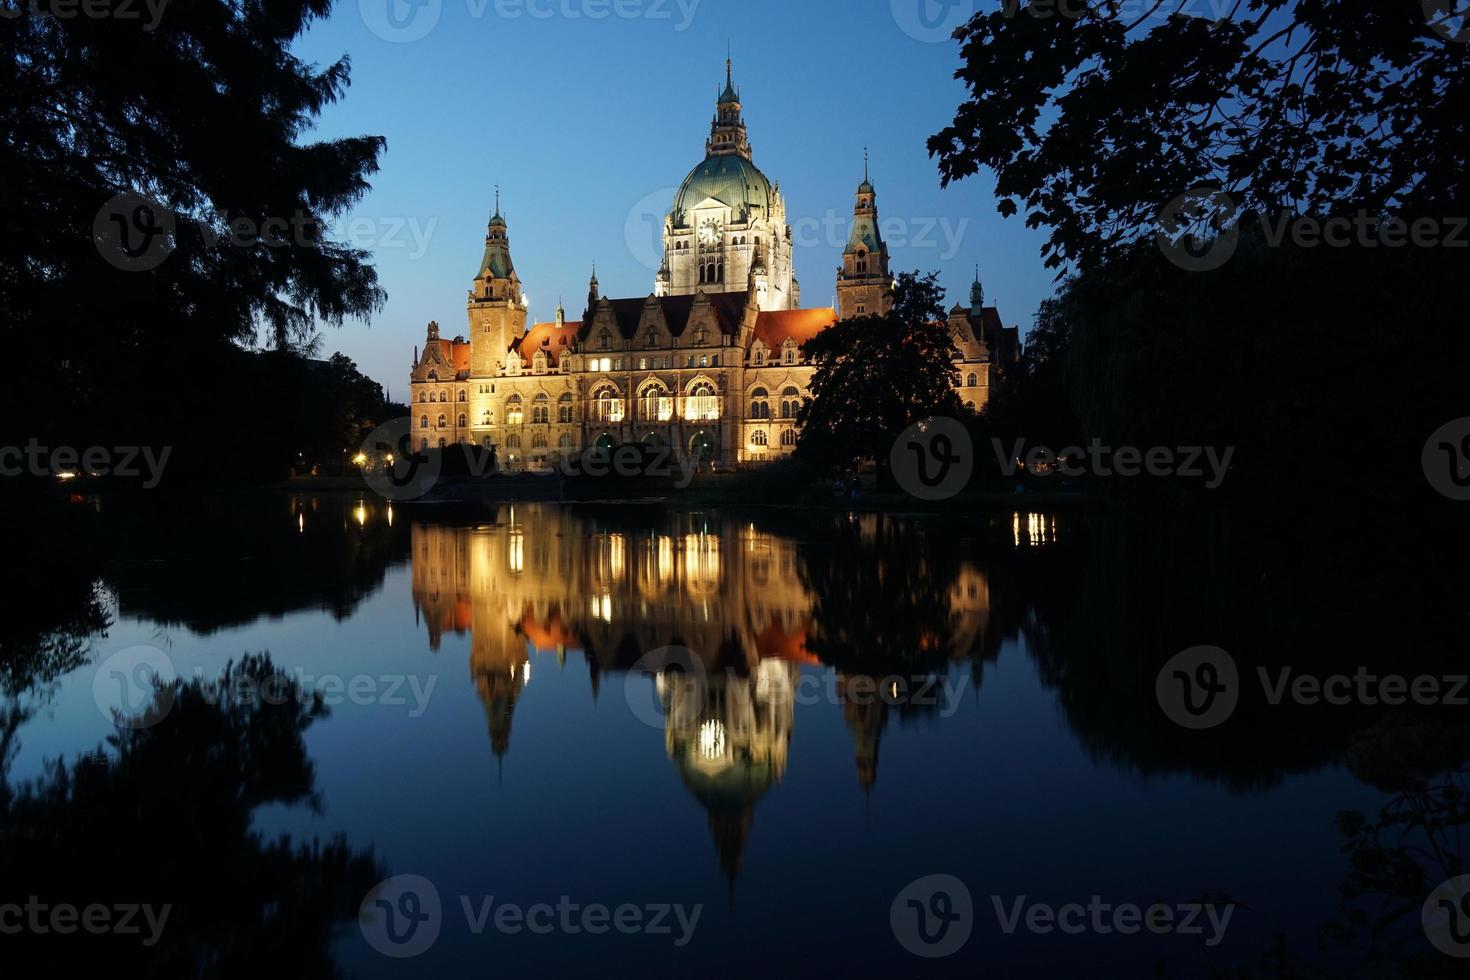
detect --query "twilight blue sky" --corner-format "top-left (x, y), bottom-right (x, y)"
top-left (291, 0), bottom-right (1054, 395)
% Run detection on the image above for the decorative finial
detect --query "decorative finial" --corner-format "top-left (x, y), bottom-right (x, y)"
top-left (864, 147), bottom-right (870, 183)
top-left (494, 184), bottom-right (500, 215)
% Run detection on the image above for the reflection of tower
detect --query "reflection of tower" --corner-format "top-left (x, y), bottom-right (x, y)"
top-left (837, 674), bottom-right (887, 793)
top-left (660, 660), bottom-right (796, 887)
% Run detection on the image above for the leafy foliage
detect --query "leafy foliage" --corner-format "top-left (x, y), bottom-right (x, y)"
top-left (795, 272), bottom-right (966, 472)
top-left (0, 0), bottom-right (387, 474)
top-left (930, 1), bottom-right (1470, 272)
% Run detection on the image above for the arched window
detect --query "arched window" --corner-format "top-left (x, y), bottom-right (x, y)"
top-left (506, 434), bottom-right (521, 450)
top-left (506, 395), bottom-right (523, 425)
top-left (437, 414), bottom-right (447, 429)
top-left (594, 388), bottom-right (625, 423)
top-left (458, 390), bottom-right (467, 402)
top-left (457, 413), bottom-right (467, 428)
top-left (751, 430), bottom-right (768, 447)
top-left (641, 384), bottom-right (670, 421)
top-left (749, 387), bottom-right (770, 420)
top-left (482, 409), bottom-right (492, 425)
top-left (418, 392), bottom-right (427, 403)
top-left (780, 428), bottom-right (797, 447)
top-left (558, 433), bottom-right (573, 449)
top-left (558, 392), bottom-right (574, 423)
top-left (419, 415), bottom-right (428, 429)
top-left (685, 382), bottom-right (718, 421)
top-left (440, 391), bottom-right (448, 403)
top-left (780, 386), bottom-right (800, 419)
top-left (967, 373), bottom-right (978, 387)
top-left (752, 349), bottom-right (764, 366)
top-left (532, 393), bottom-right (549, 424)
top-left (532, 432), bottom-right (547, 449)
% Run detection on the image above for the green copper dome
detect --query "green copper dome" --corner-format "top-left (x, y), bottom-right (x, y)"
top-left (672, 154), bottom-right (774, 227)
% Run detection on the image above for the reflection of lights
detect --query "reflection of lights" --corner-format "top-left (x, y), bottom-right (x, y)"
top-left (354, 503), bottom-right (367, 527)
top-left (656, 535), bottom-right (673, 585)
top-left (683, 533), bottom-right (720, 590)
top-left (508, 530), bottom-right (524, 573)
top-left (56, 471), bottom-right (78, 481)
top-left (386, 504), bottom-right (393, 527)
top-left (298, 513), bottom-right (304, 534)
top-left (352, 452), bottom-right (368, 466)
top-left (521, 659), bottom-right (532, 685)
top-left (1012, 512), bottom-right (1059, 547)
top-left (698, 719), bottom-right (727, 760)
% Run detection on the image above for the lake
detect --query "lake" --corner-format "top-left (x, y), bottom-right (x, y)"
top-left (2, 492), bottom-right (1461, 977)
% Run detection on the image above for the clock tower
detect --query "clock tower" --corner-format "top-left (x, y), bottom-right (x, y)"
top-left (467, 193), bottom-right (527, 378)
top-left (659, 60), bottom-right (797, 311)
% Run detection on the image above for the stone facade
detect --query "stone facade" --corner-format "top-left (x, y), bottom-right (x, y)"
top-left (409, 62), bottom-right (1019, 467)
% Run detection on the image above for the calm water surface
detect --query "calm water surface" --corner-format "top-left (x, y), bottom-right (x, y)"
top-left (4, 494), bottom-right (1442, 977)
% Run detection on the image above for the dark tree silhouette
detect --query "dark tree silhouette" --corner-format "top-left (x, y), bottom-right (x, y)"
top-left (0, 655), bottom-right (383, 978)
top-left (796, 271), bottom-right (965, 476)
top-left (930, 1), bottom-right (1470, 272)
top-left (0, 0), bottom-right (387, 479)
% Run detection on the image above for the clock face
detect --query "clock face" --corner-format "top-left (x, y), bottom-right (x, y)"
top-left (699, 217), bottom-right (722, 246)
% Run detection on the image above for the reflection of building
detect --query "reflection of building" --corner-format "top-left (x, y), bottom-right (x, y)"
top-left (408, 60), bottom-right (1019, 466)
top-left (660, 661), bottom-right (796, 885)
top-left (407, 506), bottom-right (999, 870)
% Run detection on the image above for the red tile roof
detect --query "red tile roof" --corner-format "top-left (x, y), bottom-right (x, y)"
top-left (753, 307), bottom-right (836, 349)
top-left (516, 321), bottom-right (581, 367)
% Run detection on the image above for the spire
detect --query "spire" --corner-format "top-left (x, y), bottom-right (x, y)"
top-left (971, 265), bottom-right (984, 310)
top-left (719, 50), bottom-right (738, 105)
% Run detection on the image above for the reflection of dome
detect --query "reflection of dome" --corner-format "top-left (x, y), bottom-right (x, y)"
top-left (672, 155), bottom-right (774, 226)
